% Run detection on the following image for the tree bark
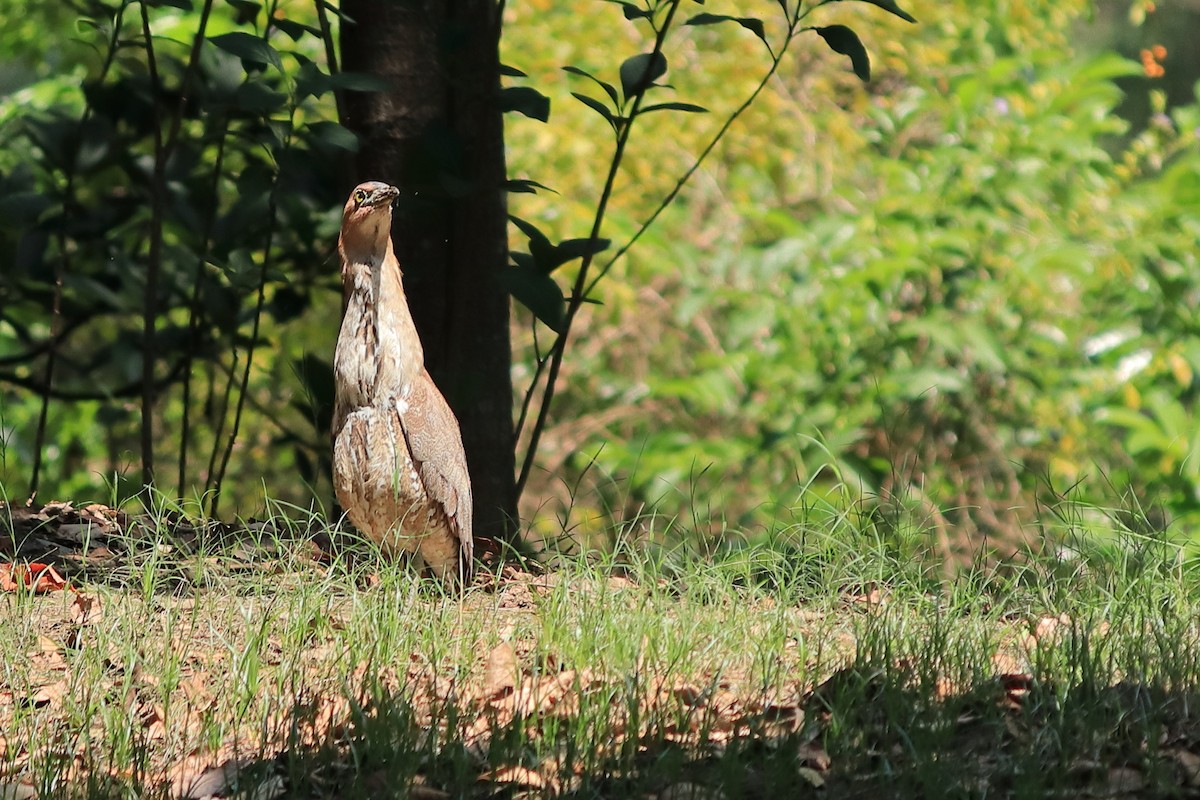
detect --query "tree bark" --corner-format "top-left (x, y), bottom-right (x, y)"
top-left (340, 0), bottom-right (516, 541)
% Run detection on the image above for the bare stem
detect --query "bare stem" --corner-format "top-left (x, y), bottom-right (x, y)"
top-left (208, 0), bottom-right (287, 517)
top-left (313, 0), bottom-right (345, 124)
top-left (514, 2), bottom-right (808, 502)
top-left (163, 0), bottom-right (215, 158)
top-left (587, 6), bottom-right (808, 298)
top-left (139, 0), bottom-right (168, 489)
top-left (178, 123), bottom-right (230, 497)
top-left (204, 350), bottom-right (238, 500)
top-left (515, 0), bottom-right (683, 500)
top-left (27, 0), bottom-right (129, 501)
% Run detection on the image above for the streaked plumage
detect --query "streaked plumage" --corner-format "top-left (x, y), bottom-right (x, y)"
top-left (332, 181), bottom-right (472, 582)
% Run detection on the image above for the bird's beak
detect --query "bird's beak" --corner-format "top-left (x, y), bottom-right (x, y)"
top-left (369, 185), bottom-right (400, 207)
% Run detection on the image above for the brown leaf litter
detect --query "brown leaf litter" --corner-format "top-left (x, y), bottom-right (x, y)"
top-left (6, 501), bottom-right (1200, 797)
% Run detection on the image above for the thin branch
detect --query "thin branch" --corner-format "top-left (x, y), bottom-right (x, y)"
top-left (178, 121), bottom-right (230, 497)
top-left (28, 0), bottom-right (130, 501)
top-left (208, 1), bottom-right (289, 516)
top-left (515, 0), bottom-right (684, 500)
top-left (586, 6), bottom-right (808, 298)
top-left (204, 350), bottom-right (239, 499)
top-left (512, 333), bottom-right (548, 449)
top-left (514, 2), bottom-right (810, 498)
top-left (208, 193), bottom-right (280, 517)
top-left (0, 358), bottom-right (190, 401)
top-left (313, 0), bottom-right (345, 123)
top-left (208, 351), bottom-right (313, 445)
top-left (163, 0), bottom-right (215, 158)
top-left (0, 319), bottom-right (87, 367)
top-left (139, 0), bottom-right (168, 488)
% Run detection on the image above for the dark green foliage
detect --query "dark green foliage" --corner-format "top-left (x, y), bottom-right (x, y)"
top-left (0, 0), bottom-right (351, 504)
top-left (815, 25), bottom-right (871, 82)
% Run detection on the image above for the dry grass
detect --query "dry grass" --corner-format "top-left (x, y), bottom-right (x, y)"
top-left (2, 497), bottom-right (1200, 798)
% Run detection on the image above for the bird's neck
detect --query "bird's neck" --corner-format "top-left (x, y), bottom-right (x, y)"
top-left (336, 245), bottom-right (425, 406)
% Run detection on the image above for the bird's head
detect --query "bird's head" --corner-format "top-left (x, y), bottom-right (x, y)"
top-left (339, 181), bottom-right (400, 261)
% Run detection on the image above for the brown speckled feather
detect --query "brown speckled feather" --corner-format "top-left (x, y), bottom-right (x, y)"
top-left (395, 371), bottom-right (474, 565)
top-left (331, 181), bottom-right (473, 583)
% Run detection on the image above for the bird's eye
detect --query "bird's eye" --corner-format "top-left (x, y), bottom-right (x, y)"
top-left (353, 189), bottom-right (367, 204)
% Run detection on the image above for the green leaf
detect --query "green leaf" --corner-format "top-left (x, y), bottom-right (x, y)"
top-left (317, 0), bottom-right (353, 22)
top-left (208, 32), bottom-right (281, 71)
top-left (563, 65), bottom-right (619, 107)
top-left (327, 71), bottom-right (393, 92)
top-left (833, 0), bottom-right (916, 23)
top-left (500, 63), bottom-right (527, 77)
top-left (686, 13), bottom-right (768, 48)
top-left (271, 17), bottom-right (320, 40)
top-left (269, 285), bottom-right (309, 323)
top-left (545, 238), bottom-right (611, 271)
top-left (504, 178), bottom-right (557, 195)
top-left (76, 117), bottom-right (113, 171)
top-left (235, 80), bottom-right (287, 113)
top-left (509, 217), bottom-right (608, 272)
top-left (605, 0), bottom-right (652, 20)
top-left (500, 86), bottom-right (551, 122)
top-left (307, 121), bottom-right (359, 152)
top-left (294, 56), bottom-right (330, 100)
top-left (815, 25), bottom-right (870, 82)
top-left (640, 102), bottom-right (708, 114)
top-left (571, 92), bottom-right (618, 132)
top-left (501, 263), bottom-right (565, 332)
top-left (619, 51), bottom-right (668, 99)
top-left (510, 215), bottom-right (555, 267)
top-left (226, 0), bottom-right (260, 25)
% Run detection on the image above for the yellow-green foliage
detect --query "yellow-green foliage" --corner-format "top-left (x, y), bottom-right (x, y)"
top-left (502, 0), bottom-right (1200, 549)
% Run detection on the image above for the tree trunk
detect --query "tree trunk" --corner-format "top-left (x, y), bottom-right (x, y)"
top-left (340, 0), bottom-right (516, 541)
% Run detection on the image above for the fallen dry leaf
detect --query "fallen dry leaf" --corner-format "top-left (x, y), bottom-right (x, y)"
top-left (479, 765), bottom-right (549, 789)
top-left (482, 641), bottom-right (518, 699)
top-left (34, 635), bottom-right (60, 654)
top-left (850, 587), bottom-right (888, 608)
top-left (991, 650), bottom-right (1028, 677)
top-left (1032, 614), bottom-right (1073, 643)
top-left (281, 693), bottom-right (352, 746)
top-left (997, 672), bottom-right (1033, 710)
top-left (72, 592), bottom-right (102, 626)
top-left (173, 757), bottom-right (264, 800)
top-left (0, 563), bottom-right (68, 593)
top-left (509, 669), bottom-right (582, 720)
top-left (138, 702), bottom-right (167, 741)
top-left (26, 680), bottom-right (67, 709)
top-left (1171, 748), bottom-right (1200, 787)
top-left (672, 684), bottom-right (705, 707)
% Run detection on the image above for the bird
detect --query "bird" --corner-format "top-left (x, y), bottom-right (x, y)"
top-left (331, 180), bottom-right (473, 584)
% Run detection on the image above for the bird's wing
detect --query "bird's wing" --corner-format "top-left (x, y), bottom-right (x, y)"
top-left (395, 371), bottom-right (474, 562)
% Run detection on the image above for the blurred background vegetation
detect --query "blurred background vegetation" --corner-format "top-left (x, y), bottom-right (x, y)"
top-left (1, 0), bottom-right (1198, 559)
